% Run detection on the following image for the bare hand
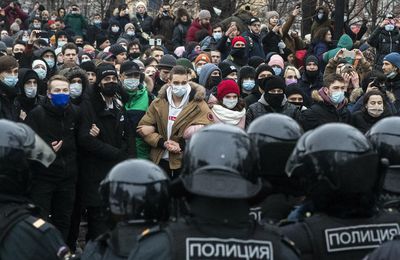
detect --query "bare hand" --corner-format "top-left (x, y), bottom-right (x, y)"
top-left (353, 49), bottom-right (364, 60)
top-left (165, 140), bottom-right (181, 154)
top-left (272, 25), bottom-right (281, 33)
top-left (136, 125), bottom-right (155, 137)
top-left (380, 19), bottom-right (389, 28)
top-left (334, 48), bottom-right (346, 60)
top-left (292, 6), bottom-right (300, 16)
top-left (350, 71), bottom-right (360, 87)
top-left (51, 140), bottom-right (63, 152)
top-left (225, 24), bottom-right (236, 37)
top-left (342, 73), bottom-right (351, 86)
top-left (89, 124), bottom-right (100, 137)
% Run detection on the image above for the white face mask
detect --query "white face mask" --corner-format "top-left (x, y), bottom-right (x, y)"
top-left (111, 26), bottom-right (119, 33)
top-left (172, 84), bottom-right (188, 97)
top-left (213, 32), bottom-right (222, 40)
top-left (69, 83), bottom-right (83, 98)
top-left (367, 105), bottom-right (384, 117)
top-left (385, 24), bottom-right (395, 32)
top-left (127, 30), bottom-right (135, 36)
top-left (223, 97), bottom-right (238, 109)
top-left (24, 85), bottom-right (37, 98)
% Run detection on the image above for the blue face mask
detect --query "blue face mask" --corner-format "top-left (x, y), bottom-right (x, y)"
top-left (2, 75), bottom-right (18, 88)
top-left (272, 67), bottom-right (282, 76)
top-left (242, 80), bottom-right (255, 91)
top-left (123, 78), bottom-right (140, 91)
top-left (45, 58), bottom-right (55, 69)
top-left (50, 93), bottom-right (70, 107)
top-left (329, 91), bottom-right (345, 105)
top-left (34, 68), bottom-right (47, 80)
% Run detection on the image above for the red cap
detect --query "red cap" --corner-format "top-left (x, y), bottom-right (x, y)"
top-left (217, 79), bottom-right (240, 100)
top-left (231, 36), bottom-right (247, 47)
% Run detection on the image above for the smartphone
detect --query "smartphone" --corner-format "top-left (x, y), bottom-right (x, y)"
top-left (156, 39), bottom-right (162, 46)
top-left (38, 31), bottom-right (49, 38)
top-left (277, 19), bottom-right (283, 26)
top-left (149, 38), bottom-right (155, 46)
top-left (343, 50), bottom-right (355, 59)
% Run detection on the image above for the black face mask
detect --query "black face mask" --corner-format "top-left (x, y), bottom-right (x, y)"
top-left (209, 75), bottom-right (222, 89)
top-left (101, 82), bottom-right (118, 97)
top-left (129, 52), bottom-right (140, 60)
top-left (306, 70), bottom-right (319, 79)
top-left (231, 47), bottom-right (245, 58)
top-left (13, 52), bottom-right (23, 60)
top-left (288, 101), bottom-right (303, 109)
top-left (76, 43), bottom-right (83, 48)
top-left (264, 93), bottom-right (284, 108)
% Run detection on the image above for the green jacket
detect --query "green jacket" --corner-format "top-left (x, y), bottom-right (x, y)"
top-left (323, 34), bottom-right (353, 63)
top-left (63, 13), bottom-right (87, 36)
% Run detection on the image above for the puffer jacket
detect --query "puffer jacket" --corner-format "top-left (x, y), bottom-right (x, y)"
top-left (245, 95), bottom-right (300, 128)
top-left (368, 27), bottom-right (400, 70)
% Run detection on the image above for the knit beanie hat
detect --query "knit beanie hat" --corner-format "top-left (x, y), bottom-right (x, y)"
top-left (268, 54), bottom-right (284, 68)
top-left (305, 55), bottom-right (319, 66)
top-left (80, 60), bottom-right (96, 73)
top-left (285, 83), bottom-right (305, 98)
top-left (199, 63), bottom-right (221, 86)
top-left (198, 9), bottom-right (211, 20)
top-left (384, 52), bottom-right (400, 69)
top-left (0, 56), bottom-right (18, 72)
top-left (194, 53), bottom-right (211, 65)
top-left (158, 54), bottom-right (177, 69)
top-left (231, 36), bottom-right (247, 47)
top-left (96, 34), bottom-right (108, 47)
top-left (265, 11), bottom-right (279, 22)
top-left (248, 56), bottom-right (265, 69)
top-left (96, 63), bottom-right (118, 84)
top-left (217, 79), bottom-right (240, 100)
top-left (261, 75), bottom-right (286, 92)
top-left (256, 64), bottom-right (275, 79)
top-left (116, 38), bottom-right (129, 46)
top-left (109, 44), bottom-right (127, 56)
top-left (176, 58), bottom-right (194, 70)
top-left (136, 1), bottom-right (146, 9)
top-left (219, 62), bottom-right (237, 78)
top-left (32, 59), bottom-right (47, 73)
top-left (238, 66), bottom-right (256, 84)
top-left (124, 23), bottom-right (135, 32)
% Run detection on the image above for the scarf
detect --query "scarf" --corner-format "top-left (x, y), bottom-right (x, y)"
top-left (211, 104), bottom-right (246, 125)
top-left (124, 86), bottom-right (149, 111)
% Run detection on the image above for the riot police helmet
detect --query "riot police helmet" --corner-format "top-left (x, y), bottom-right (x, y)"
top-left (0, 119), bottom-right (55, 195)
top-left (99, 159), bottom-right (170, 225)
top-left (180, 123), bottom-right (262, 199)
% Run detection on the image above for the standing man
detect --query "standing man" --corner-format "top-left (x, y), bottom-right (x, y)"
top-left (382, 52), bottom-right (400, 111)
top-left (186, 9), bottom-right (212, 42)
top-left (152, 3), bottom-right (174, 42)
top-left (25, 75), bottom-right (79, 241)
top-left (242, 17), bottom-right (265, 58)
top-left (137, 65), bottom-right (214, 177)
top-left (78, 63), bottom-right (135, 241)
top-left (0, 56), bottom-right (20, 121)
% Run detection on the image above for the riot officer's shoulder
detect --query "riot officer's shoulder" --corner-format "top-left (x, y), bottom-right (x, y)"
top-left (138, 225), bottom-right (164, 241)
top-left (281, 235), bottom-right (301, 257)
top-left (23, 216), bottom-right (54, 233)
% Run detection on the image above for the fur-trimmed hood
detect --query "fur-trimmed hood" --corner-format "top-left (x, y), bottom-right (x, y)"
top-left (157, 81), bottom-right (206, 102)
top-left (311, 88), bottom-right (348, 109)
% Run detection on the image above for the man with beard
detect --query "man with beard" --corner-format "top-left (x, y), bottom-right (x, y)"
top-left (242, 17), bottom-right (265, 58)
top-left (186, 9), bottom-right (212, 42)
top-left (153, 54), bottom-right (176, 96)
top-left (382, 52), bottom-right (400, 111)
top-left (223, 36), bottom-right (249, 71)
top-left (299, 55), bottom-right (323, 104)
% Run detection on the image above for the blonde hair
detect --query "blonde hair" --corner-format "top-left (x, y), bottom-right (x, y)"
top-left (284, 66), bottom-right (301, 79)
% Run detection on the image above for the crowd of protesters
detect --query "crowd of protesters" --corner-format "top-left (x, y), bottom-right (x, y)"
top-left (0, 0), bottom-right (400, 253)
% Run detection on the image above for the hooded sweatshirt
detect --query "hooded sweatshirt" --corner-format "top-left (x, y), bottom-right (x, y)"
top-left (323, 34), bottom-right (353, 63)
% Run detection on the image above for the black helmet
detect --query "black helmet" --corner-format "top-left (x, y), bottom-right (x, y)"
top-left (286, 123), bottom-right (379, 195)
top-left (247, 113), bottom-right (303, 177)
top-left (0, 120), bottom-right (55, 195)
top-left (99, 159), bottom-right (170, 225)
top-left (180, 124), bottom-right (262, 199)
top-left (366, 117), bottom-right (400, 165)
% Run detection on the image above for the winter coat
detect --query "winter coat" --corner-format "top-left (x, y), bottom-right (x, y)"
top-left (78, 86), bottom-right (136, 206)
top-left (242, 30), bottom-right (265, 58)
top-left (323, 34), bottom-right (353, 64)
top-left (312, 41), bottom-right (330, 63)
top-left (299, 90), bottom-right (352, 131)
top-left (299, 72), bottom-right (324, 104)
top-left (15, 68), bottom-right (45, 116)
top-left (186, 18), bottom-right (212, 43)
top-left (368, 27), bottom-right (400, 70)
top-left (216, 35), bottom-right (232, 60)
top-left (172, 22), bottom-right (190, 48)
top-left (385, 74), bottom-right (400, 112)
top-left (152, 14), bottom-right (175, 40)
top-left (139, 82), bottom-right (214, 170)
top-left (261, 14), bottom-right (295, 56)
top-left (133, 12), bottom-right (154, 35)
top-left (0, 81), bottom-right (20, 121)
top-left (63, 13), bottom-right (87, 36)
top-left (245, 95), bottom-right (300, 128)
top-left (323, 56), bottom-right (371, 82)
top-left (25, 99), bottom-right (79, 182)
top-left (351, 109), bottom-right (391, 134)
top-left (3, 5), bottom-right (28, 29)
